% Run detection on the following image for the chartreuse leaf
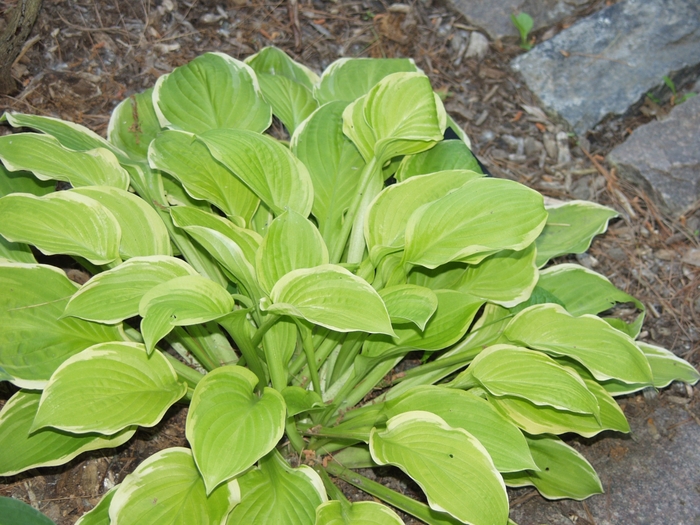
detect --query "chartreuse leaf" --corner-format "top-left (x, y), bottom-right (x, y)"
top-left (245, 46), bottom-right (320, 90)
top-left (139, 275), bottom-right (235, 354)
top-left (186, 366), bottom-right (286, 494)
top-left (535, 201), bottom-right (618, 267)
top-left (198, 128), bottom-right (313, 217)
top-left (257, 73), bottom-right (319, 134)
top-left (370, 411), bottom-right (508, 525)
top-left (108, 87), bottom-right (161, 160)
top-left (395, 140), bottom-right (483, 182)
top-left (457, 244), bottom-right (538, 308)
top-left (32, 342), bottom-right (186, 434)
top-left (0, 390), bottom-right (135, 476)
top-left (282, 386), bottom-right (324, 417)
top-left (149, 130), bottom-right (260, 223)
top-left (0, 162), bottom-right (54, 197)
top-left (0, 262), bottom-right (122, 388)
top-left (0, 191), bottom-right (121, 265)
top-left (291, 101), bottom-right (365, 246)
top-left (0, 496), bottom-right (56, 525)
top-left (71, 186), bottom-right (171, 259)
top-left (75, 486), bottom-right (118, 525)
top-left (457, 345), bottom-right (600, 416)
top-left (153, 52), bottom-right (271, 133)
top-left (343, 72), bottom-right (446, 163)
top-left (0, 236), bottom-right (35, 263)
top-left (503, 435), bottom-right (603, 500)
top-left (64, 256), bottom-right (198, 324)
top-left (505, 304), bottom-right (652, 384)
top-left (110, 447), bottom-right (240, 525)
top-left (316, 500), bottom-right (405, 525)
top-left (537, 263), bottom-right (645, 337)
top-left (0, 133), bottom-right (129, 189)
top-left (385, 386), bottom-right (537, 472)
top-left (256, 209), bottom-right (329, 293)
top-left (378, 284), bottom-right (438, 330)
top-left (365, 170), bottom-right (481, 264)
top-left (228, 450), bottom-right (326, 524)
top-left (262, 265), bottom-right (394, 336)
top-left (490, 376), bottom-right (629, 437)
top-left (263, 317), bottom-right (298, 390)
top-left (404, 177), bottom-right (547, 269)
top-left (315, 57), bottom-right (418, 104)
top-left (638, 342), bottom-right (700, 388)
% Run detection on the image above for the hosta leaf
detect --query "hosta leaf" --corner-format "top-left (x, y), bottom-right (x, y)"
top-left (378, 284), bottom-right (438, 330)
top-left (245, 46), bottom-right (320, 90)
top-left (0, 191), bottom-right (121, 265)
top-left (395, 139), bottom-right (483, 182)
top-left (0, 163), bottom-right (54, 197)
top-left (291, 101), bottom-right (365, 246)
top-left (343, 72), bottom-right (446, 163)
top-left (0, 262), bottom-right (122, 388)
top-left (263, 317), bottom-right (299, 390)
top-left (638, 342), bottom-right (700, 388)
top-left (0, 390), bottom-right (135, 476)
top-left (139, 275), bottom-right (235, 354)
top-left (535, 201), bottom-right (618, 267)
top-left (537, 263), bottom-right (644, 337)
top-left (186, 366), bottom-right (286, 493)
top-left (0, 236), bottom-right (35, 263)
top-left (198, 128), bottom-right (313, 217)
top-left (149, 130), bottom-right (259, 223)
top-left (109, 447), bottom-right (240, 525)
top-left (32, 342), bottom-right (186, 434)
top-left (257, 73), bottom-right (319, 134)
top-left (456, 345), bottom-right (599, 416)
top-left (256, 209), bottom-right (329, 293)
top-left (503, 435), bottom-right (603, 500)
top-left (457, 245), bottom-right (538, 307)
top-left (315, 57), bottom-right (418, 104)
top-left (228, 450), bottom-right (325, 524)
top-left (365, 170), bottom-right (481, 264)
top-left (0, 496), bottom-right (56, 525)
top-left (282, 386), bottom-right (324, 417)
top-left (0, 133), bottom-right (129, 189)
top-left (315, 500), bottom-right (405, 525)
top-left (404, 177), bottom-right (547, 269)
top-left (505, 304), bottom-right (652, 384)
top-left (71, 186), bottom-right (171, 259)
top-left (385, 386), bottom-right (537, 472)
top-left (75, 486), bottom-right (118, 525)
top-left (369, 411), bottom-right (508, 525)
top-left (108, 88), bottom-right (161, 160)
top-left (262, 265), bottom-right (394, 336)
top-left (153, 52), bottom-right (271, 133)
top-left (64, 256), bottom-right (198, 324)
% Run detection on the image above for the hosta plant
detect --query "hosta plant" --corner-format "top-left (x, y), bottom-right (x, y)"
top-left (0, 48), bottom-right (698, 525)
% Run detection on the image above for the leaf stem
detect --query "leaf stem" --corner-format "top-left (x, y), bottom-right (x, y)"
top-left (313, 464), bottom-right (349, 503)
top-left (167, 327), bottom-right (218, 371)
top-left (294, 318), bottom-right (322, 395)
top-left (250, 313), bottom-right (280, 348)
top-left (285, 417), bottom-right (306, 453)
top-left (162, 352), bottom-right (204, 389)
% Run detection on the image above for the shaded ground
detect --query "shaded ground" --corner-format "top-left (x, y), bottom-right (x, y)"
top-left (1, 0), bottom-right (699, 523)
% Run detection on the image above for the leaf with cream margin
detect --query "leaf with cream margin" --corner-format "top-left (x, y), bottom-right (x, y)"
top-left (109, 447), bottom-right (240, 525)
top-left (262, 265), bottom-right (394, 336)
top-left (315, 500), bottom-right (405, 525)
top-left (32, 342), bottom-right (186, 434)
top-left (505, 304), bottom-right (652, 385)
top-left (395, 140), bottom-right (482, 182)
top-left (378, 284), bottom-right (438, 330)
top-left (186, 366), bottom-right (286, 494)
top-left (245, 46), bottom-right (320, 90)
top-left (404, 177), bottom-right (547, 269)
top-left (256, 73), bottom-right (318, 134)
top-left (74, 486), bottom-right (118, 525)
top-left (0, 390), bottom-right (135, 477)
top-left (638, 342), bottom-right (699, 389)
top-left (153, 52), bottom-right (271, 133)
top-left (0, 262), bottom-right (123, 389)
top-left (370, 411), bottom-right (508, 525)
top-left (0, 191), bottom-right (121, 265)
top-left (108, 87), bottom-right (161, 160)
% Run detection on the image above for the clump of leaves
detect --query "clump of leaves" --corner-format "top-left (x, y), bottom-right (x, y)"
top-left (511, 12), bottom-right (534, 50)
top-left (647, 75), bottom-right (697, 106)
top-left (0, 48), bottom-right (698, 525)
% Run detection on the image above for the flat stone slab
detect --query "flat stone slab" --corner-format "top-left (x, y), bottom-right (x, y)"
top-left (608, 95), bottom-right (700, 217)
top-left (446, 0), bottom-right (588, 40)
top-left (510, 0), bottom-right (700, 135)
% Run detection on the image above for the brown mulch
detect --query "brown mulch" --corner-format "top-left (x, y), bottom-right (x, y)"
top-left (1, 0), bottom-right (698, 523)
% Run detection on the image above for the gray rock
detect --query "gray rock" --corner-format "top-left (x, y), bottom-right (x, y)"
top-left (608, 95), bottom-right (700, 217)
top-left (446, 0), bottom-right (588, 40)
top-left (510, 0), bottom-right (700, 135)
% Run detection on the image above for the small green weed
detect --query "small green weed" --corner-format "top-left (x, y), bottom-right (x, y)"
top-left (511, 12), bottom-right (534, 50)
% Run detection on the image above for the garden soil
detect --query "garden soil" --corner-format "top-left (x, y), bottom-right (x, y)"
top-left (1, 0), bottom-right (698, 523)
